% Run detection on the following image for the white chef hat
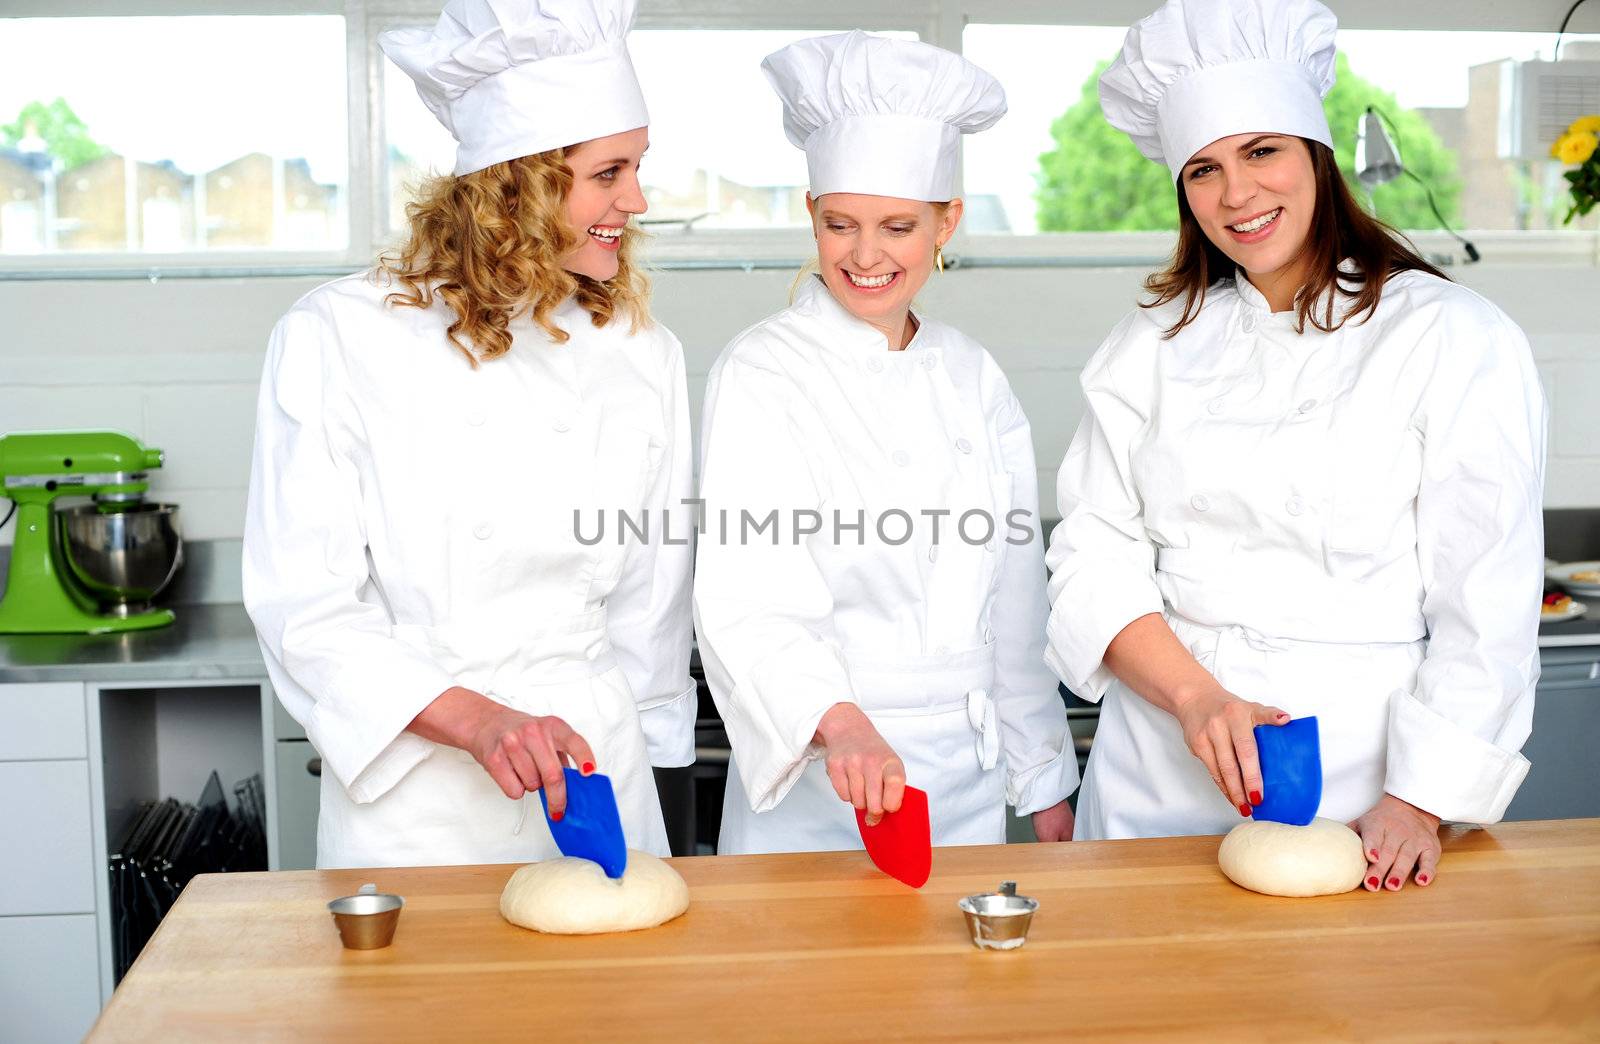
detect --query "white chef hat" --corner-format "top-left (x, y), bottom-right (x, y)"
top-left (761, 31), bottom-right (1006, 202)
top-left (1099, 0), bottom-right (1338, 181)
top-left (380, 0), bottom-right (648, 177)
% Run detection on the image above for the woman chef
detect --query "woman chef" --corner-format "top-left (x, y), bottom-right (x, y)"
top-left (694, 32), bottom-right (1078, 855)
top-left (243, 0), bottom-right (695, 868)
top-left (1046, 0), bottom-right (1546, 892)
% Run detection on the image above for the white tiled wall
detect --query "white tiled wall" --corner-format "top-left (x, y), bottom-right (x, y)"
top-left (1, 261), bottom-right (1596, 545)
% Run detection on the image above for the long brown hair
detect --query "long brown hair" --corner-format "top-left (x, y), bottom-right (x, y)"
top-left (1142, 140), bottom-right (1445, 337)
top-left (378, 150), bottom-right (650, 367)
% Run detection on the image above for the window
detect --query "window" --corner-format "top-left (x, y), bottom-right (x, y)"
top-left (383, 28), bottom-right (920, 240)
top-left (962, 23), bottom-right (1600, 236)
top-left (0, 16), bottom-right (349, 260)
top-left (5, 3), bottom-right (1596, 274)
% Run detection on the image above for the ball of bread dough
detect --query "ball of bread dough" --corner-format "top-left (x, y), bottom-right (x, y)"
top-left (500, 850), bottom-right (689, 934)
top-left (1218, 817), bottom-right (1366, 897)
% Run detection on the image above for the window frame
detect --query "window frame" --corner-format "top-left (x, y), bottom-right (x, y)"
top-left (1, 0), bottom-right (1595, 277)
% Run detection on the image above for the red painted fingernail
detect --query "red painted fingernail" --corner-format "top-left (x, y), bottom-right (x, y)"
top-left (1249, 790), bottom-right (1262, 805)
top-left (1387, 876), bottom-right (1400, 888)
top-left (551, 810), bottom-right (563, 822)
top-left (1369, 849), bottom-right (1379, 859)
top-left (1238, 803), bottom-right (1252, 817)
top-left (1417, 874), bottom-right (1430, 885)
top-left (1277, 713), bottom-right (1289, 720)
top-left (582, 761), bottom-right (595, 774)
top-left (1367, 876), bottom-right (1380, 889)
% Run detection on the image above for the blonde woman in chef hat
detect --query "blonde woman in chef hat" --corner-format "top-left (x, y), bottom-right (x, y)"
top-left (1046, 0), bottom-right (1546, 891)
top-left (694, 31), bottom-right (1078, 856)
top-left (243, 0), bottom-right (697, 869)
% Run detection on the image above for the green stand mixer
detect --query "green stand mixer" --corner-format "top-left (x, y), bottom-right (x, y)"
top-left (0, 430), bottom-right (184, 634)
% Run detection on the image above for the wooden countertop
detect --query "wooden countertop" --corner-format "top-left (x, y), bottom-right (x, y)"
top-left (91, 819), bottom-right (1600, 1042)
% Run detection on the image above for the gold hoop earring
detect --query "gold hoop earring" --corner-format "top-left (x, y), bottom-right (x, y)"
top-left (935, 245), bottom-right (945, 273)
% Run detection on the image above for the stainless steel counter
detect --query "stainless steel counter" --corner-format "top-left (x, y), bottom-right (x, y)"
top-left (0, 603), bottom-right (266, 683)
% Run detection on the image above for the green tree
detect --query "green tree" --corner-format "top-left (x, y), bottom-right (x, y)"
top-left (1036, 53), bottom-right (1461, 232)
top-left (2, 98), bottom-right (108, 170)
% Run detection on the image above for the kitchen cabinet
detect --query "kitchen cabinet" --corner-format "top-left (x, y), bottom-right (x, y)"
top-left (0, 683), bottom-right (100, 1042)
top-left (0, 672), bottom-right (286, 1043)
top-left (0, 915), bottom-right (102, 1043)
top-left (0, 760), bottom-right (96, 916)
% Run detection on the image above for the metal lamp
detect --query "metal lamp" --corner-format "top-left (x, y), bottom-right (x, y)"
top-left (1356, 107), bottom-right (1403, 189)
top-left (1355, 105), bottom-right (1479, 262)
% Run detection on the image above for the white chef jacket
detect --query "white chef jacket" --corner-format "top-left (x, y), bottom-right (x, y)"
top-left (694, 276), bottom-right (1077, 854)
top-left (243, 271), bottom-right (695, 867)
top-left (1046, 267), bottom-right (1546, 839)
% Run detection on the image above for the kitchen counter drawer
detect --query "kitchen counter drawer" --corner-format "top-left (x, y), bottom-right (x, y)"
top-left (0, 914), bottom-right (101, 1043)
top-left (0, 760), bottom-right (96, 915)
top-left (0, 682), bottom-right (85, 760)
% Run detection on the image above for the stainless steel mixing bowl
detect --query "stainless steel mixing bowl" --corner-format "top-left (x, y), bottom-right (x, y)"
top-left (54, 502), bottom-right (184, 615)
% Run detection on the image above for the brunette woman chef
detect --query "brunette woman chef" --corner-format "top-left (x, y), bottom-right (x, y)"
top-left (1046, 0), bottom-right (1545, 892)
top-left (695, 32), bottom-right (1078, 855)
top-left (243, 0), bottom-right (695, 868)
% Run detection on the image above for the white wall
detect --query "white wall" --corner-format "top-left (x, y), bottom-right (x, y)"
top-left (1, 260), bottom-right (1595, 546)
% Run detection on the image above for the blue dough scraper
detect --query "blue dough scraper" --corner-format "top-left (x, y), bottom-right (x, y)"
top-left (1250, 715), bottom-right (1322, 826)
top-left (539, 767), bottom-right (628, 879)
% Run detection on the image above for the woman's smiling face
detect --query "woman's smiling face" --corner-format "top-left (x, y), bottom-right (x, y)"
top-left (809, 193), bottom-right (961, 334)
top-left (562, 127), bottom-right (649, 281)
top-left (1180, 133), bottom-right (1317, 297)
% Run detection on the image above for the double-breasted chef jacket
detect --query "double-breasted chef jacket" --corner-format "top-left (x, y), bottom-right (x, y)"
top-left (1046, 268), bottom-right (1547, 841)
top-left (244, 271), bottom-right (695, 868)
top-left (694, 276), bottom-right (1078, 855)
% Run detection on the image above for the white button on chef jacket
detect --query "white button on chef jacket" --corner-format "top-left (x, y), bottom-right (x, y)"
top-left (1044, 268), bottom-right (1547, 837)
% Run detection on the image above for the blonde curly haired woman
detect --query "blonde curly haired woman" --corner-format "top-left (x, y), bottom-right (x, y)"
top-left (243, 0), bottom-right (695, 869)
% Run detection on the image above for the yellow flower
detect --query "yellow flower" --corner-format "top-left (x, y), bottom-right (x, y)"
top-left (1569, 115), bottom-right (1600, 135)
top-left (1556, 130), bottom-right (1599, 165)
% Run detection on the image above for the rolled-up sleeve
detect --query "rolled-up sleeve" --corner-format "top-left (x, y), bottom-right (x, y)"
top-left (243, 308), bottom-right (457, 804)
top-left (692, 353), bottom-right (854, 814)
top-left (606, 331), bottom-right (697, 767)
top-left (988, 385), bottom-right (1079, 814)
top-left (1385, 305), bottom-right (1546, 824)
top-left (1044, 327), bottom-right (1165, 701)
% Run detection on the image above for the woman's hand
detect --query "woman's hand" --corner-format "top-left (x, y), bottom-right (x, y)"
top-left (409, 686), bottom-right (596, 818)
top-left (1030, 799), bottom-right (1075, 842)
top-left (1349, 794), bottom-right (1442, 892)
top-left (1102, 615), bottom-right (1287, 817)
top-left (814, 703), bottom-right (906, 826)
top-left (1170, 685), bottom-right (1290, 817)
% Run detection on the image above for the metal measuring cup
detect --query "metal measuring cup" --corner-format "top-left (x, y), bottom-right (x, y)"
top-left (957, 880), bottom-right (1039, 950)
top-left (328, 883), bottom-right (404, 950)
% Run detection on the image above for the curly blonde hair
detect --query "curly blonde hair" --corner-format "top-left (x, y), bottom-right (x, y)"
top-left (378, 149), bottom-right (650, 366)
